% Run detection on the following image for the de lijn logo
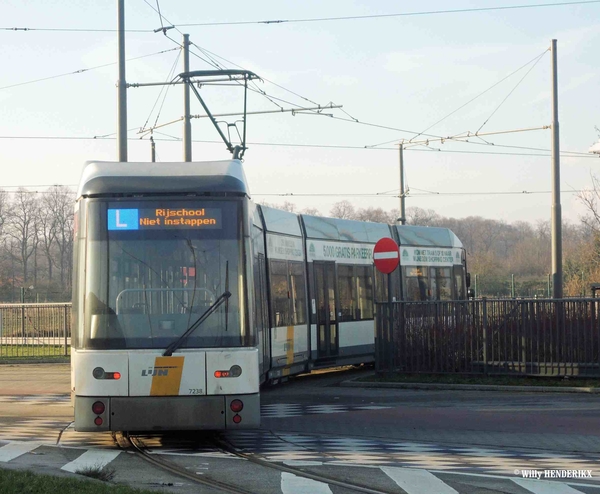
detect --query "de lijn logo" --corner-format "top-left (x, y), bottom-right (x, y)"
top-left (141, 366), bottom-right (170, 377)
top-left (108, 209), bottom-right (139, 231)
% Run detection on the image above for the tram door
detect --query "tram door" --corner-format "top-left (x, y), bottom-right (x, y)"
top-left (314, 262), bottom-right (339, 358)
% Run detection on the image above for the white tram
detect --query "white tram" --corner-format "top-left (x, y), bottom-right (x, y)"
top-left (72, 159), bottom-right (469, 432)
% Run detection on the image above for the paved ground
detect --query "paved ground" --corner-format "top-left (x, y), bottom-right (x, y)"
top-left (0, 363), bottom-right (599, 494)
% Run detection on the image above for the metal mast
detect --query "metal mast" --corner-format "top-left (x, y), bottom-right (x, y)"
top-left (117, 0), bottom-right (128, 162)
top-left (183, 34), bottom-right (192, 161)
top-left (551, 39), bottom-right (562, 298)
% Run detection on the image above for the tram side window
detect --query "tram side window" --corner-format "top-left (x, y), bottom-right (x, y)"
top-left (289, 262), bottom-right (307, 326)
top-left (338, 265), bottom-right (354, 322)
top-left (356, 266), bottom-right (374, 319)
top-left (405, 266), bottom-right (429, 301)
top-left (253, 255), bottom-right (268, 333)
top-left (270, 260), bottom-right (290, 327)
top-left (454, 265), bottom-right (466, 300)
top-left (375, 270), bottom-right (388, 303)
top-left (431, 267), bottom-right (453, 300)
top-left (270, 260), bottom-right (307, 327)
top-left (337, 264), bottom-right (374, 321)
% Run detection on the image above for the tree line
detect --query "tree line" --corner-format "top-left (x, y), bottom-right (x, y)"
top-left (1, 188), bottom-right (597, 302)
top-left (0, 187), bottom-right (74, 302)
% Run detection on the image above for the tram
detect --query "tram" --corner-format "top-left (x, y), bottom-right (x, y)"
top-left (71, 159), bottom-right (469, 432)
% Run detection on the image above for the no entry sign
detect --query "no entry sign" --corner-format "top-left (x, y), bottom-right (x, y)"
top-left (373, 237), bottom-right (399, 274)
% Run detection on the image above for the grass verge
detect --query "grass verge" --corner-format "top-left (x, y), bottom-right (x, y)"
top-left (0, 468), bottom-right (159, 494)
top-left (359, 373), bottom-right (600, 388)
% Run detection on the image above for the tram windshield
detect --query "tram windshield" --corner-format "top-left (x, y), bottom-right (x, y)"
top-left (81, 199), bottom-right (250, 349)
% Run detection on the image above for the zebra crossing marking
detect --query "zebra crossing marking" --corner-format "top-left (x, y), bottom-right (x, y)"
top-left (0, 441), bottom-right (41, 462)
top-left (381, 466), bottom-right (460, 494)
top-left (512, 478), bottom-right (586, 494)
top-left (281, 472), bottom-right (332, 494)
top-left (61, 449), bottom-right (121, 473)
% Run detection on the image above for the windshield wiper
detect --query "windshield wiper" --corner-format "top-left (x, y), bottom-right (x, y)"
top-left (163, 290), bottom-right (231, 357)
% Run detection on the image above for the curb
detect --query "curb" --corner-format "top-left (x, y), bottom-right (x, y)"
top-left (0, 359), bottom-right (70, 365)
top-left (340, 377), bottom-right (600, 394)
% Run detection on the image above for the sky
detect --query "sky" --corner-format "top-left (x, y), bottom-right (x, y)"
top-left (1, 0), bottom-right (600, 225)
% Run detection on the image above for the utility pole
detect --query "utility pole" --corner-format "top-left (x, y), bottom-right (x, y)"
top-left (551, 39), bottom-right (563, 298)
top-left (398, 143), bottom-right (406, 224)
top-left (183, 34), bottom-right (192, 161)
top-left (117, 0), bottom-right (128, 162)
top-left (150, 136), bottom-right (156, 162)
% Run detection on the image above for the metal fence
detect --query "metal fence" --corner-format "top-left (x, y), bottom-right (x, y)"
top-left (375, 298), bottom-right (600, 377)
top-left (0, 303), bottom-right (71, 358)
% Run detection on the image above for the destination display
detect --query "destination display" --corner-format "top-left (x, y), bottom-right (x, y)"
top-left (108, 207), bottom-right (222, 231)
top-left (400, 246), bottom-right (462, 267)
top-left (266, 233), bottom-right (304, 261)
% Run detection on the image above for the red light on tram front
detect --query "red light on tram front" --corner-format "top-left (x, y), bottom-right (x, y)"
top-left (94, 417), bottom-right (103, 426)
top-left (230, 399), bottom-right (244, 413)
top-left (92, 401), bottom-right (105, 415)
top-left (232, 414), bottom-right (242, 424)
top-left (112, 372), bottom-right (121, 380)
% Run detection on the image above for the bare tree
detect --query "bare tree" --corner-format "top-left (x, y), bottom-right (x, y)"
top-left (38, 193), bottom-right (58, 282)
top-left (329, 200), bottom-right (356, 219)
top-left (354, 207), bottom-right (390, 223)
top-left (578, 172), bottom-right (600, 233)
top-left (0, 189), bottom-right (8, 236)
top-left (46, 186), bottom-right (75, 292)
top-left (405, 207), bottom-right (440, 226)
top-left (5, 189), bottom-right (40, 284)
top-left (300, 207), bottom-right (320, 216)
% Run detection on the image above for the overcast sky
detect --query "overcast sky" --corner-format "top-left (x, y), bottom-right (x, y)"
top-left (2, 0), bottom-right (599, 224)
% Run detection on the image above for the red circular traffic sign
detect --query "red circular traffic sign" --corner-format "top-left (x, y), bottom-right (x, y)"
top-left (373, 237), bottom-right (399, 274)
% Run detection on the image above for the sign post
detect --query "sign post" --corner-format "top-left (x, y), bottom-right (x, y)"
top-left (373, 238), bottom-right (400, 374)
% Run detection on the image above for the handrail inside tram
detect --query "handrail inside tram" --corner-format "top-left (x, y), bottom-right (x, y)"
top-left (115, 287), bottom-right (216, 314)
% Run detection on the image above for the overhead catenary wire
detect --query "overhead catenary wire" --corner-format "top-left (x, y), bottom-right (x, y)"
top-left (7, 1), bottom-right (597, 32)
top-left (0, 48), bottom-right (178, 91)
top-left (0, 183), bottom-right (586, 198)
top-left (0, 134), bottom-right (595, 159)
top-left (475, 51), bottom-right (548, 133)
top-left (406, 49), bottom-right (549, 144)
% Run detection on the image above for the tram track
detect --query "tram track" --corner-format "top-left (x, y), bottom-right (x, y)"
top-left (112, 431), bottom-right (398, 494)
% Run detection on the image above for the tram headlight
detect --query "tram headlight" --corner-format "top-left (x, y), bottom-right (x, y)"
top-left (92, 367), bottom-right (105, 379)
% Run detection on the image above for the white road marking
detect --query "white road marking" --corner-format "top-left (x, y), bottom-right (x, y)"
top-left (61, 450), bottom-right (121, 473)
top-left (381, 466), bottom-right (459, 494)
top-left (513, 479), bottom-right (585, 493)
top-left (0, 442), bottom-right (40, 462)
top-left (281, 472), bottom-right (333, 494)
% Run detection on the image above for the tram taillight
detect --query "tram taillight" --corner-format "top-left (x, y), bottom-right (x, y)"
top-left (232, 414), bottom-right (242, 424)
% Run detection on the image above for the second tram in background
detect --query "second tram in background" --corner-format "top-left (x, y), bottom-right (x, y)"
top-left (71, 159), bottom-right (469, 432)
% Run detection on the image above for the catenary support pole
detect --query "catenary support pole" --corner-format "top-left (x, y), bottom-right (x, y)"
top-left (117, 0), bottom-right (128, 162)
top-left (183, 34), bottom-right (192, 162)
top-left (551, 39), bottom-right (563, 298)
top-left (398, 143), bottom-right (406, 224)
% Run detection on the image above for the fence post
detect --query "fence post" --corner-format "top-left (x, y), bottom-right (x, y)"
top-left (63, 304), bottom-right (69, 357)
top-left (482, 297), bottom-right (488, 374)
top-left (20, 304), bottom-right (25, 344)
